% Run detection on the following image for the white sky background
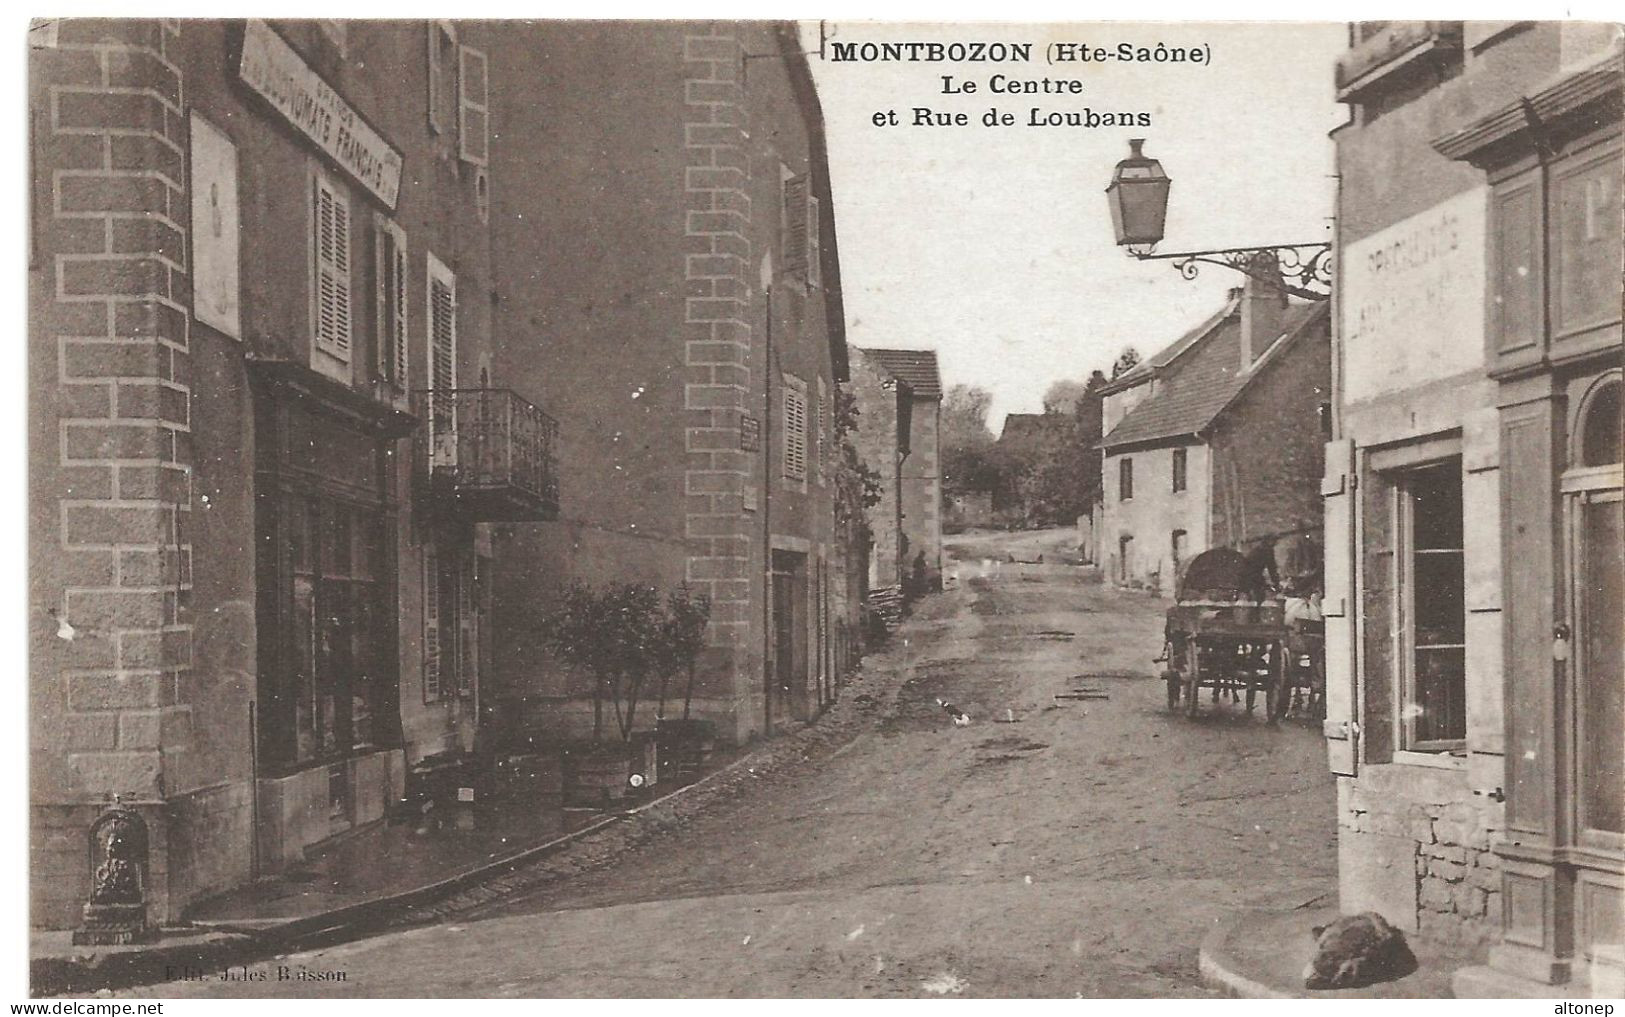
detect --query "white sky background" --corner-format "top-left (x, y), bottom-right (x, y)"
top-left (804, 21), bottom-right (1349, 431)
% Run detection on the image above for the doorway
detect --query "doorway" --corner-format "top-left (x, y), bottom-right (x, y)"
top-left (771, 549), bottom-right (809, 726)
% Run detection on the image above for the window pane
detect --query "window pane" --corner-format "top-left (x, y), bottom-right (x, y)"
top-left (1581, 497), bottom-right (1623, 833)
top-left (1412, 646), bottom-right (1466, 743)
top-left (1411, 465), bottom-right (1463, 550)
top-left (1413, 550), bottom-right (1465, 644)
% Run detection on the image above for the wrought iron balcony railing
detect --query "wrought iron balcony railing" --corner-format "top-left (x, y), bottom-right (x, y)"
top-left (411, 388), bottom-right (560, 522)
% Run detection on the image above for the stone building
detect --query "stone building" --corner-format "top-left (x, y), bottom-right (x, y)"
top-left (1098, 278), bottom-right (1331, 594)
top-left (848, 347), bottom-right (942, 605)
top-left (485, 21), bottom-right (853, 743)
top-left (28, 18), bottom-right (855, 931)
top-left (28, 18), bottom-right (534, 926)
top-left (1323, 21), bottom-right (1621, 995)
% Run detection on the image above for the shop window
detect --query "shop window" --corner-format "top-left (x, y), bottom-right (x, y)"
top-left (423, 545), bottom-right (481, 703)
top-left (1397, 460), bottom-right (1466, 750)
top-left (1172, 447), bottom-right (1187, 492)
top-left (1119, 457), bottom-right (1134, 501)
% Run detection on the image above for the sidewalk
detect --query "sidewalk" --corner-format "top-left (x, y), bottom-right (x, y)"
top-left (1199, 904), bottom-right (1484, 999)
top-left (31, 748), bottom-right (746, 996)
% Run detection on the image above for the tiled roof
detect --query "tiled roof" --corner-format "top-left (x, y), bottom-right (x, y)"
top-left (1099, 302), bottom-right (1237, 393)
top-left (1101, 302), bottom-right (1327, 451)
top-left (855, 347), bottom-right (943, 399)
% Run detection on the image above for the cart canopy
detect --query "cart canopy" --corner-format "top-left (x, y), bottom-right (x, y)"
top-left (1176, 548), bottom-right (1250, 601)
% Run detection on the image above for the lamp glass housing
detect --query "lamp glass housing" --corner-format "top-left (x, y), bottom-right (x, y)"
top-left (1106, 138), bottom-right (1171, 249)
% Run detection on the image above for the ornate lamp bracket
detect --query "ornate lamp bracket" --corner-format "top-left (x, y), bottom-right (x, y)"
top-left (1130, 243), bottom-right (1333, 301)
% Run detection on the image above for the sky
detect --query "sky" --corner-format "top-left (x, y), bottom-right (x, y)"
top-left (805, 21), bottom-right (1349, 432)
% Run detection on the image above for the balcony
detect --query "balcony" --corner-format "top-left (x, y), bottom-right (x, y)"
top-left (1336, 22), bottom-right (1463, 104)
top-left (412, 388), bottom-right (560, 522)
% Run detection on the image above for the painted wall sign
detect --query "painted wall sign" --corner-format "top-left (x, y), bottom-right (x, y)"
top-left (189, 113), bottom-right (241, 339)
top-left (237, 19), bottom-right (403, 208)
top-left (1342, 186), bottom-right (1487, 404)
top-left (740, 415), bottom-right (761, 451)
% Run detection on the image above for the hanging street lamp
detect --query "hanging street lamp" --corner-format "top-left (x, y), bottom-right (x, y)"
top-left (1105, 138), bottom-right (1332, 301)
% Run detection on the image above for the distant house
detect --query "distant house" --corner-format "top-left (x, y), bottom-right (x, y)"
top-left (849, 348), bottom-right (943, 606)
top-left (1098, 277), bottom-right (1331, 594)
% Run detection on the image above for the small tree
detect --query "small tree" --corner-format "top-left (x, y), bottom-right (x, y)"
top-left (654, 585), bottom-right (712, 723)
top-left (545, 581), bottom-right (665, 744)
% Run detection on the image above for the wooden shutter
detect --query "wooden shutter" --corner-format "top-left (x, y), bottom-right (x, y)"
top-left (783, 383), bottom-right (807, 482)
top-left (427, 21), bottom-right (454, 134)
top-left (807, 192), bottom-right (822, 289)
top-left (458, 45), bottom-right (489, 166)
top-left (375, 221), bottom-right (408, 388)
top-left (782, 176), bottom-right (809, 281)
top-left (313, 174), bottom-right (352, 359)
top-left (427, 254), bottom-right (457, 464)
top-left (458, 551), bottom-right (477, 699)
top-left (423, 545), bottom-right (441, 702)
top-left (1322, 438), bottom-right (1357, 775)
top-left (815, 379), bottom-right (826, 484)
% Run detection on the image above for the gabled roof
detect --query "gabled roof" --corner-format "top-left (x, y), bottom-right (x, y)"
top-left (1098, 301), bottom-right (1239, 394)
top-left (1101, 301), bottom-right (1327, 452)
top-left (855, 347), bottom-right (943, 399)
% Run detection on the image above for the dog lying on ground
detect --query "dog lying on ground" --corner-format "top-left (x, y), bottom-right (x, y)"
top-left (1303, 911), bottom-right (1417, 989)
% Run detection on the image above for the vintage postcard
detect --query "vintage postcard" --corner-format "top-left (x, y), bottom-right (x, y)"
top-left (21, 15), bottom-right (1624, 1002)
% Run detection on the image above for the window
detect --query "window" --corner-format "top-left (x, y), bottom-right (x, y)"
top-left (1398, 461), bottom-right (1466, 750)
top-left (374, 219), bottom-right (408, 389)
top-left (1172, 447), bottom-right (1187, 492)
top-left (311, 169), bottom-right (353, 361)
top-left (814, 377), bottom-right (826, 485)
top-left (423, 545), bottom-right (483, 703)
top-left (783, 376), bottom-right (808, 482)
top-left (780, 170), bottom-right (820, 289)
top-left (458, 44), bottom-right (489, 166)
top-left (426, 253), bottom-right (457, 465)
top-left (1171, 529), bottom-right (1188, 579)
top-left (1118, 534), bottom-right (1134, 583)
top-left (1119, 457), bottom-right (1134, 501)
top-left (427, 21), bottom-right (456, 135)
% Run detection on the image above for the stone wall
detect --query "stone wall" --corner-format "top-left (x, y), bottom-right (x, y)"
top-left (1337, 764), bottom-right (1504, 948)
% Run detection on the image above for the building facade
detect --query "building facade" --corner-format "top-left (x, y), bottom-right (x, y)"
top-left (485, 21), bottom-right (853, 745)
top-left (28, 18), bottom-right (856, 932)
top-left (848, 348), bottom-right (943, 602)
top-left (1099, 280), bottom-right (1330, 595)
top-left (1324, 21), bottom-right (1621, 995)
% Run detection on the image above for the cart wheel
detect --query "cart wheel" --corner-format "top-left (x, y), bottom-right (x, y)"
top-left (1163, 670), bottom-right (1181, 711)
top-left (1185, 642), bottom-right (1202, 717)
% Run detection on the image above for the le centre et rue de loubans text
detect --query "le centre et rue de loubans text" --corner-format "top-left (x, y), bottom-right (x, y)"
top-left (871, 75), bottom-right (1150, 129)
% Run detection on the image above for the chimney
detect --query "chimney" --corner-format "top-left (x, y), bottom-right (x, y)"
top-left (1238, 253), bottom-right (1287, 371)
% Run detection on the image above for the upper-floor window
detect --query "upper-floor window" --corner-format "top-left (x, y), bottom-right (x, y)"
top-left (1397, 460), bottom-right (1466, 751)
top-left (427, 21), bottom-right (457, 135)
top-left (1172, 447), bottom-right (1188, 493)
top-left (311, 167), bottom-right (353, 363)
top-left (374, 218), bottom-right (408, 390)
top-left (783, 375), bottom-right (808, 483)
top-left (1119, 457), bottom-right (1134, 501)
top-left (815, 377), bottom-right (827, 485)
top-left (426, 253), bottom-right (457, 464)
top-left (780, 169), bottom-right (821, 290)
top-left (458, 43), bottom-right (489, 166)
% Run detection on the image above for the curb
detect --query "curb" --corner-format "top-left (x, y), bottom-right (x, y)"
top-left (1198, 919), bottom-right (1297, 999)
top-left (32, 716), bottom-right (828, 997)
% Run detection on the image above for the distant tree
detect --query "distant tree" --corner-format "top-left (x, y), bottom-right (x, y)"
top-left (1111, 347), bottom-right (1142, 380)
top-left (940, 384), bottom-right (996, 450)
top-left (1041, 378), bottom-right (1090, 415)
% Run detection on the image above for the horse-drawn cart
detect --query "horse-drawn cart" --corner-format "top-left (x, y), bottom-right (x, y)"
top-left (1159, 548), bottom-right (1289, 721)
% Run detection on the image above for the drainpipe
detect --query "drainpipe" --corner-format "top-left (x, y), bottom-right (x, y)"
top-left (760, 257), bottom-right (774, 736)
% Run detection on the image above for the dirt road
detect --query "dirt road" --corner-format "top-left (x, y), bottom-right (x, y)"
top-left (134, 531), bottom-right (1337, 997)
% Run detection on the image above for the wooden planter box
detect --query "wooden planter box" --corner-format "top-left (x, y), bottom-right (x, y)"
top-left (656, 718), bottom-right (717, 779)
top-left (561, 743), bottom-right (638, 806)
